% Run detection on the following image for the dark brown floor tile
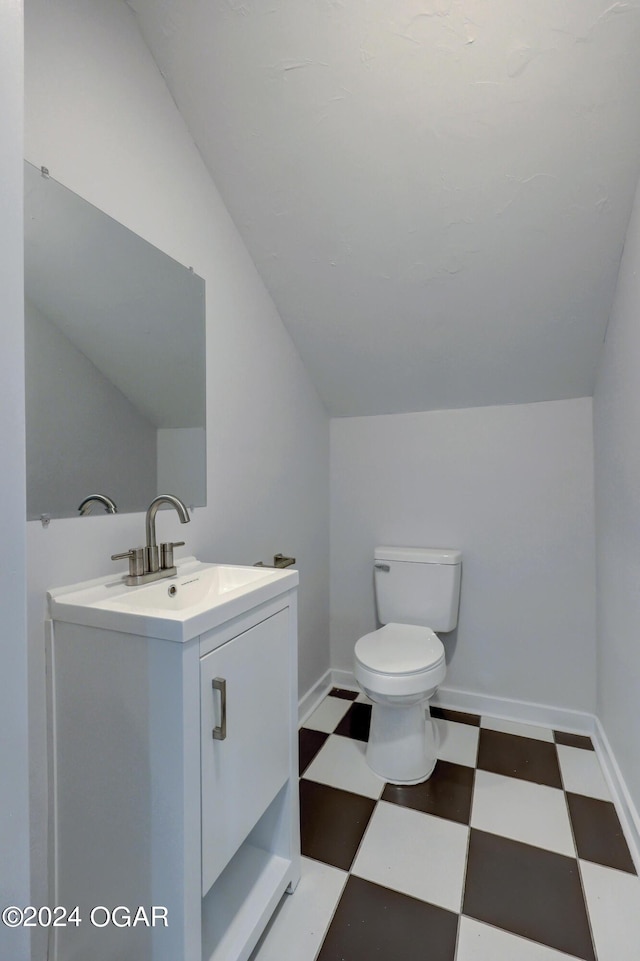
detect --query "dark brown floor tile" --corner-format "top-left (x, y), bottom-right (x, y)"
top-left (477, 728), bottom-right (562, 788)
top-left (299, 779), bottom-right (375, 871)
top-left (334, 702), bottom-right (372, 742)
top-left (554, 730), bottom-right (595, 751)
top-left (464, 829), bottom-right (595, 961)
top-left (431, 706), bottom-right (481, 727)
top-left (330, 687), bottom-right (359, 701)
top-left (298, 728), bottom-right (329, 775)
top-left (382, 760), bottom-right (474, 825)
top-left (317, 875), bottom-right (458, 961)
top-left (567, 792), bottom-right (636, 874)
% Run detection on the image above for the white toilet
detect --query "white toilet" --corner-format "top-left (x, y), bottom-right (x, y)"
top-left (354, 546), bottom-right (462, 785)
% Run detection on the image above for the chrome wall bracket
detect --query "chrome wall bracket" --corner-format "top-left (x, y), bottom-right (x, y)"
top-left (253, 553), bottom-right (296, 569)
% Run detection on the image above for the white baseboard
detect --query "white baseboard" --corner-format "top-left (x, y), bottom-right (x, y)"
top-left (326, 672), bottom-right (597, 734)
top-left (433, 684), bottom-right (597, 736)
top-left (592, 718), bottom-right (640, 873)
top-left (298, 670), bottom-right (333, 726)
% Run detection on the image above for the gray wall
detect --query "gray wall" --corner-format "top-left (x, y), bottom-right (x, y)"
top-left (331, 398), bottom-right (597, 714)
top-left (24, 0), bottom-right (330, 943)
top-left (593, 176), bottom-right (640, 820)
top-left (0, 3), bottom-right (30, 960)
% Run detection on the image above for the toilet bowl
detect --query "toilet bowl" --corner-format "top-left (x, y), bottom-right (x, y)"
top-left (353, 546), bottom-right (461, 785)
top-left (355, 623), bottom-right (446, 784)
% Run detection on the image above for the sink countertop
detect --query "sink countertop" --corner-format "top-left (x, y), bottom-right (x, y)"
top-left (47, 556), bottom-right (298, 642)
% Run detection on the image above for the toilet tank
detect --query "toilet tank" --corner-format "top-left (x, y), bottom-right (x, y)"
top-left (374, 546), bottom-right (462, 632)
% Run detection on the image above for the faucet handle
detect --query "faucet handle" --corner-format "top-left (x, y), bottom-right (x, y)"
top-left (160, 541), bottom-right (185, 570)
top-left (111, 547), bottom-right (145, 578)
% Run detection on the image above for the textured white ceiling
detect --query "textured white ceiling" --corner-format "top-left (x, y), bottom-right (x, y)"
top-left (128, 0), bottom-right (640, 416)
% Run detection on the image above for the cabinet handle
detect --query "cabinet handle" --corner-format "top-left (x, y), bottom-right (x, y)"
top-left (212, 677), bottom-right (227, 740)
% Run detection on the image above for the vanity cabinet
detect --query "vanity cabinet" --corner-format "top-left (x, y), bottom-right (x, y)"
top-left (200, 609), bottom-right (290, 894)
top-left (47, 564), bottom-right (300, 961)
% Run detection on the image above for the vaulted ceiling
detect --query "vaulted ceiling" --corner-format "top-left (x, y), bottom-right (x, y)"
top-left (127, 0), bottom-right (640, 416)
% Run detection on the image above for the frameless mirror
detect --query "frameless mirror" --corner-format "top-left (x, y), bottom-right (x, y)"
top-left (24, 161), bottom-right (206, 520)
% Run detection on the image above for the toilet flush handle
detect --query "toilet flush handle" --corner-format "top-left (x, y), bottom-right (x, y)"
top-left (375, 563), bottom-right (390, 572)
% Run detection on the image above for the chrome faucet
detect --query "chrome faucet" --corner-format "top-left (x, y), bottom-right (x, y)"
top-left (111, 493), bottom-right (190, 585)
top-left (78, 493), bottom-right (118, 515)
top-left (144, 494), bottom-right (190, 573)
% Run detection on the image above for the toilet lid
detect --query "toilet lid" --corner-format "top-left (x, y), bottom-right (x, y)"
top-left (355, 623), bottom-right (445, 675)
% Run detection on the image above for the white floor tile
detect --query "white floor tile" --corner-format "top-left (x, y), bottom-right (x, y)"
top-left (303, 696), bottom-right (352, 734)
top-left (471, 769), bottom-right (575, 856)
top-left (250, 857), bottom-right (347, 961)
top-left (351, 800), bottom-right (468, 913)
top-left (580, 860), bottom-right (640, 961)
top-left (481, 716), bottom-right (554, 742)
top-left (556, 744), bottom-right (611, 800)
top-left (457, 916), bottom-right (583, 961)
top-left (356, 692), bottom-right (372, 704)
top-left (302, 734), bottom-right (384, 799)
top-left (434, 717), bottom-right (479, 767)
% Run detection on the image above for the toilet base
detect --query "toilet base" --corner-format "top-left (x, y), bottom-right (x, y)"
top-left (365, 700), bottom-right (439, 785)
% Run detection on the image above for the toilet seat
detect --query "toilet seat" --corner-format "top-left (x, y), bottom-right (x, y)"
top-left (355, 623), bottom-right (444, 673)
top-left (354, 623), bottom-right (446, 697)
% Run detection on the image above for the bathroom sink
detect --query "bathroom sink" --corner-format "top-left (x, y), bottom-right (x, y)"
top-left (104, 563), bottom-right (271, 612)
top-left (47, 556), bottom-right (298, 642)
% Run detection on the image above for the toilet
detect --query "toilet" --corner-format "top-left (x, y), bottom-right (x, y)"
top-left (354, 546), bottom-right (462, 785)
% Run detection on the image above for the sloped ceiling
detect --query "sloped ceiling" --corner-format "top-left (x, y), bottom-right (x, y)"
top-left (127, 0), bottom-right (640, 416)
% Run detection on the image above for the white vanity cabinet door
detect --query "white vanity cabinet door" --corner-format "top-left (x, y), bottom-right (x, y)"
top-left (200, 607), bottom-right (291, 896)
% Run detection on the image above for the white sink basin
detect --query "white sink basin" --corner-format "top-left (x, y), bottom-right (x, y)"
top-left (104, 563), bottom-right (272, 613)
top-left (48, 556), bottom-right (298, 642)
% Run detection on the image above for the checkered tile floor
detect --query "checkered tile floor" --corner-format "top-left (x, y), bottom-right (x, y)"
top-left (251, 689), bottom-right (640, 961)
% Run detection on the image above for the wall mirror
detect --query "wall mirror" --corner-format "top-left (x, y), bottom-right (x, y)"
top-left (24, 161), bottom-right (206, 521)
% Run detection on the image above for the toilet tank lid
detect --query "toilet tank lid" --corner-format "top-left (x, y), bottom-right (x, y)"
top-left (375, 546), bottom-right (462, 565)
